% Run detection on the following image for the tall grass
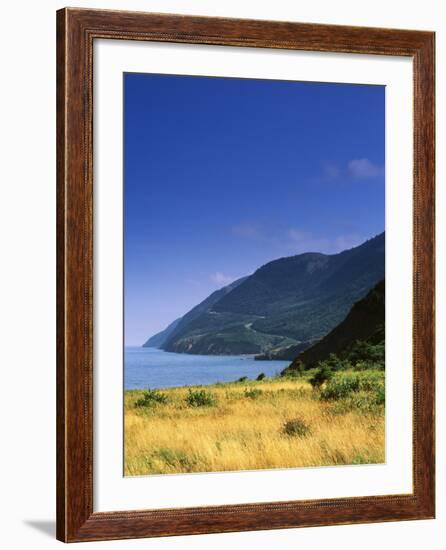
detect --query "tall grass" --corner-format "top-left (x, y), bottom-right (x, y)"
top-left (124, 372), bottom-right (384, 476)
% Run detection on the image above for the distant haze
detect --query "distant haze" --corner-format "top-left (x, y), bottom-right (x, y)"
top-left (124, 74), bottom-right (385, 345)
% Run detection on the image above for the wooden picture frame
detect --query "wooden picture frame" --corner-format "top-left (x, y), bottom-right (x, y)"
top-left (56, 7), bottom-right (435, 542)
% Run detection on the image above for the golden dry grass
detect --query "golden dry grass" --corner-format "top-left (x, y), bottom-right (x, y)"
top-left (124, 376), bottom-right (384, 476)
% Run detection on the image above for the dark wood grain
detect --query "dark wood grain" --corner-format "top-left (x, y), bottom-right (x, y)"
top-left (56, 7), bottom-right (435, 542)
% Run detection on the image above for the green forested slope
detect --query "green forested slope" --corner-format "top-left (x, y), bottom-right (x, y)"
top-left (145, 233), bottom-right (385, 356)
top-left (281, 279), bottom-right (385, 374)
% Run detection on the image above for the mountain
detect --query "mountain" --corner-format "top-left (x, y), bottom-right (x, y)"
top-left (282, 279), bottom-right (385, 374)
top-left (143, 317), bottom-right (182, 348)
top-left (143, 276), bottom-right (248, 348)
top-left (144, 232), bottom-right (385, 356)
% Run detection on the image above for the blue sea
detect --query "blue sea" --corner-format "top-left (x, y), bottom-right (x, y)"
top-left (124, 347), bottom-right (290, 390)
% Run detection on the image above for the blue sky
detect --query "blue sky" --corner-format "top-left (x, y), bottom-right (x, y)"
top-left (124, 73), bottom-right (385, 345)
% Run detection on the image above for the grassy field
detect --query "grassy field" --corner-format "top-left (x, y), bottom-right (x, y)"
top-left (124, 370), bottom-right (385, 476)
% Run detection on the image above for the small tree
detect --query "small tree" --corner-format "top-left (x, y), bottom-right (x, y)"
top-left (309, 363), bottom-right (332, 390)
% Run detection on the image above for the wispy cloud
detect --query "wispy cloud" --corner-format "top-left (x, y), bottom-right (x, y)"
top-left (347, 158), bottom-right (384, 180)
top-left (319, 158), bottom-right (383, 183)
top-left (287, 228), bottom-right (364, 255)
top-left (210, 272), bottom-right (235, 287)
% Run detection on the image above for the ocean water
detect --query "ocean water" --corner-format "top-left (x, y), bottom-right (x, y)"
top-left (124, 347), bottom-right (290, 390)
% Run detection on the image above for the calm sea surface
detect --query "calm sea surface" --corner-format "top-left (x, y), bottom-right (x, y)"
top-left (124, 347), bottom-right (289, 390)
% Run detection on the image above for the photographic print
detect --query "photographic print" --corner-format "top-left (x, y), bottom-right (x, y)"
top-left (124, 73), bottom-right (385, 476)
top-left (57, 10), bottom-right (435, 540)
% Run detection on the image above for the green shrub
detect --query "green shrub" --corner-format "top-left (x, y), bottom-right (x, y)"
top-left (244, 388), bottom-right (263, 399)
top-left (328, 391), bottom-right (385, 416)
top-left (323, 353), bottom-right (351, 371)
top-left (353, 360), bottom-right (384, 371)
top-left (292, 361), bottom-right (306, 376)
top-left (282, 368), bottom-right (302, 378)
top-left (283, 417), bottom-right (311, 438)
top-left (320, 372), bottom-right (360, 400)
top-left (309, 364), bottom-right (332, 389)
top-left (135, 388), bottom-right (168, 408)
top-left (256, 372), bottom-right (266, 381)
top-left (375, 384), bottom-right (385, 405)
top-left (237, 376), bottom-right (248, 383)
top-left (346, 340), bottom-right (385, 367)
top-left (186, 389), bottom-right (217, 407)
top-left (320, 371), bottom-right (385, 402)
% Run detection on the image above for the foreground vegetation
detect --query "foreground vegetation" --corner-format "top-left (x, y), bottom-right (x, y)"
top-left (124, 366), bottom-right (384, 476)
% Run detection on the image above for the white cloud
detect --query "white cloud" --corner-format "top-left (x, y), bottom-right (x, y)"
top-left (347, 158), bottom-right (384, 180)
top-left (210, 272), bottom-right (235, 287)
top-left (287, 228), bottom-right (364, 255)
top-left (317, 158), bottom-right (384, 183)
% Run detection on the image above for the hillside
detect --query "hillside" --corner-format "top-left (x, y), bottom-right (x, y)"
top-left (145, 233), bottom-right (385, 356)
top-left (281, 279), bottom-right (385, 374)
top-left (255, 341), bottom-right (314, 361)
top-left (143, 317), bottom-right (181, 348)
top-left (144, 276), bottom-right (248, 349)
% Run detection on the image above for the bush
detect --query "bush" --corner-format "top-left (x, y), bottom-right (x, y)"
top-left (375, 384), bottom-right (385, 405)
top-left (353, 360), bottom-right (384, 371)
top-left (320, 372), bottom-right (360, 400)
top-left (323, 353), bottom-right (351, 371)
top-left (244, 388), bottom-right (263, 399)
top-left (237, 376), bottom-right (248, 383)
top-left (346, 340), bottom-right (385, 367)
top-left (134, 388), bottom-right (168, 408)
top-left (293, 361), bottom-right (306, 375)
top-left (256, 372), bottom-right (266, 381)
top-left (283, 417), bottom-right (311, 438)
top-left (282, 368), bottom-right (302, 378)
top-left (328, 390), bottom-right (385, 415)
top-left (309, 363), bottom-right (332, 389)
top-left (320, 371), bottom-right (385, 402)
top-left (186, 389), bottom-right (217, 407)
